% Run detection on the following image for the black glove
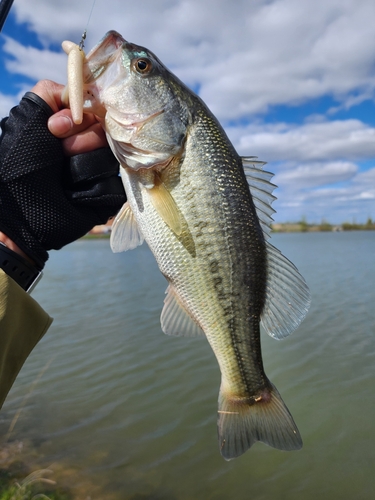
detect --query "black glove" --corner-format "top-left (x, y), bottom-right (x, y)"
top-left (0, 92), bottom-right (126, 269)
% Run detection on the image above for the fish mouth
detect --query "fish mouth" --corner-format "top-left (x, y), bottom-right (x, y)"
top-left (85, 31), bottom-right (125, 74)
top-left (81, 31), bottom-right (166, 127)
top-left (82, 31), bottom-right (127, 116)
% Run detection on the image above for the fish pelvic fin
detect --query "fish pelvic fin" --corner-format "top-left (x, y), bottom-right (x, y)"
top-left (110, 202), bottom-right (144, 253)
top-left (217, 383), bottom-right (302, 461)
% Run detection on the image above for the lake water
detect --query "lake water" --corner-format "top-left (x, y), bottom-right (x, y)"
top-left (1, 231), bottom-right (375, 499)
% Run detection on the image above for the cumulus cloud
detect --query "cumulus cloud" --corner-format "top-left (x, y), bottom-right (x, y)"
top-left (0, 92), bottom-right (19, 119)
top-left (229, 119), bottom-right (375, 162)
top-left (2, 0), bottom-right (374, 223)
top-left (270, 162), bottom-right (375, 223)
top-left (2, 36), bottom-right (67, 84)
top-left (229, 118), bottom-right (375, 223)
top-left (9, 0), bottom-right (375, 121)
top-left (275, 162), bottom-right (358, 190)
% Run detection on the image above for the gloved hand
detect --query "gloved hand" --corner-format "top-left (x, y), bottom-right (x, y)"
top-left (0, 92), bottom-right (126, 269)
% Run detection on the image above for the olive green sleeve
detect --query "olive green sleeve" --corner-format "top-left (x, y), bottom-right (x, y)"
top-left (0, 269), bottom-right (53, 409)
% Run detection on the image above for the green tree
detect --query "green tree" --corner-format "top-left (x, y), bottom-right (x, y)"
top-left (299, 216), bottom-right (308, 232)
top-left (320, 219), bottom-right (332, 231)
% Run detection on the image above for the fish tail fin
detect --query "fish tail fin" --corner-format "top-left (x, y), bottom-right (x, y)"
top-left (217, 383), bottom-right (302, 460)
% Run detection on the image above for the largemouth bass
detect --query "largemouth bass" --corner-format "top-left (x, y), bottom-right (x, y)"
top-left (79, 31), bottom-right (310, 460)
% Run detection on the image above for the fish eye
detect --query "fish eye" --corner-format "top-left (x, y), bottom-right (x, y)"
top-left (133, 58), bottom-right (152, 74)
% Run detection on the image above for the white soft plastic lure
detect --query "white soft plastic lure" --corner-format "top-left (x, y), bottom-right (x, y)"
top-left (61, 40), bottom-right (85, 124)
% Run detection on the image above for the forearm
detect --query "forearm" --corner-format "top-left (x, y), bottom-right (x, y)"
top-left (0, 269), bottom-right (52, 409)
top-left (0, 236), bottom-right (51, 410)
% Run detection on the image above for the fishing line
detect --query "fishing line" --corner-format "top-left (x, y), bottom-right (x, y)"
top-left (79, 0), bottom-right (98, 50)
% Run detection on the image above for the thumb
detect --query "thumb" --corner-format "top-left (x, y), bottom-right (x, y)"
top-left (48, 110), bottom-right (74, 137)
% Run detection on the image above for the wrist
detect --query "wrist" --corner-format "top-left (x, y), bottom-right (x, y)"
top-left (0, 238), bottom-right (43, 292)
top-left (0, 232), bottom-right (36, 265)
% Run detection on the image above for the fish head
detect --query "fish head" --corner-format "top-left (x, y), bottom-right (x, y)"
top-left (83, 31), bottom-right (190, 170)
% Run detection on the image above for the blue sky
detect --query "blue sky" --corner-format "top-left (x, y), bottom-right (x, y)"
top-left (1, 0), bottom-right (375, 224)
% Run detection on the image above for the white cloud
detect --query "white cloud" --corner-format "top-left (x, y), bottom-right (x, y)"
top-left (0, 92), bottom-right (19, 120)
top-left (171, 0), bottom-right (375, 119)
top-left (275, 162), bottom-right (358, 190)
top-left (271, 163), bottom-right (375, 223)
top-left (228, 117), bottom-right (375, 223)
top-left (9, 0), bottom-right (375, 121)
top-left (224, 115), bottom-right (375, 222)
top-left (2, 36), bottom-right (67, 84)
top-left (2, 0), bottom-right (375, 223)
top-left (229, 119), bottom-right (375, 162)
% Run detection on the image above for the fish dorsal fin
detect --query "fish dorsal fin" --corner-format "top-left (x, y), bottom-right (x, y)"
top-left (241, 157), bottom-right (310, 338)
top-left (241, 157), bottom-right (276, 239)
top-left (110, 202), bottom-right (144, 253)
top-left (261, 242), bottom-right (311, 339)
top-left (161, 285), bottom-right (205, 337)
top-left (148, 182), bottom-right (183, 236)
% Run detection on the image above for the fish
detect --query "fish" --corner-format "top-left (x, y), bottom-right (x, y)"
top-left (77, 31), bottom-right (310, 460)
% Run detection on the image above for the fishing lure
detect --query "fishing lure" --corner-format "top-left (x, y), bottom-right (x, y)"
top-left (61, 40), bottom-right (85, 124)
top-left (61, 0), bottom-right (96, 123)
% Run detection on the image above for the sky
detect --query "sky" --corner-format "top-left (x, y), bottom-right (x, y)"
top-left (1, 0), bottom-right (375, 224)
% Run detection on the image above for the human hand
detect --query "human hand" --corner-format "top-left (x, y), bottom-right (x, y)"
top-left (0, 80), bottom-right (126, 269)
top-left (30, 79), bottom-right (107, 156)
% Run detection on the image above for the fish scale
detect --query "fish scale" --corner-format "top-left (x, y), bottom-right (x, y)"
top-left (124, 108), bottom-right (277, 442)
top-left (80, 30), bottom-right (310, 460)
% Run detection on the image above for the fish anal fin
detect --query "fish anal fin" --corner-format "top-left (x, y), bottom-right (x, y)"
top-left (161, 285), bottom-right (205, 337)
top-left (148, 182), bottom-right (183, 235)
top-left (218, 383), bottom-right (302, 461)
top-left (110, 202), bottom-right (144, 253)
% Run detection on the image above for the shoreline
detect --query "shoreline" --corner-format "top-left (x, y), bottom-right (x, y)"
top-left (271, 221), bottom-right (375, 233)
top-left (83, 221), bottom-right (375, 238)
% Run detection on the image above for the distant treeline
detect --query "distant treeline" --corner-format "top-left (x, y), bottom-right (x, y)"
top-left (272, 218), bottom-right (375, 233)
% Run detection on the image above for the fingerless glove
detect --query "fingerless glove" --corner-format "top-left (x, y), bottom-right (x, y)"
top-left (0, 92), bottom-right (126, 268)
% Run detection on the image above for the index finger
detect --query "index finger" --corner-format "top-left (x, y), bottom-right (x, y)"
top-left (48, 108), bottom-right (100, 138)
top-left (61, 121), bottom-right (108, 156)
top-left (30, 80), bottom-right (65, 114)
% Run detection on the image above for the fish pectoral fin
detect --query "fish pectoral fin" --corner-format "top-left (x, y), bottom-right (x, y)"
top-left (110, 202), bottom-right (144, 253)
top-left (261, 242), bottom-right (311, 339)
top-left (161, 285), bottom-right (205, 337)
top-left (148, 183), bottom-right (183, 236)
top-left (217, 383), bottom-right (302, 461)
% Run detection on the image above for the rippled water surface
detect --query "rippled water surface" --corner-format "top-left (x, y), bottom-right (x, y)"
top-left (1, 231), bottom-right (375, 499)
